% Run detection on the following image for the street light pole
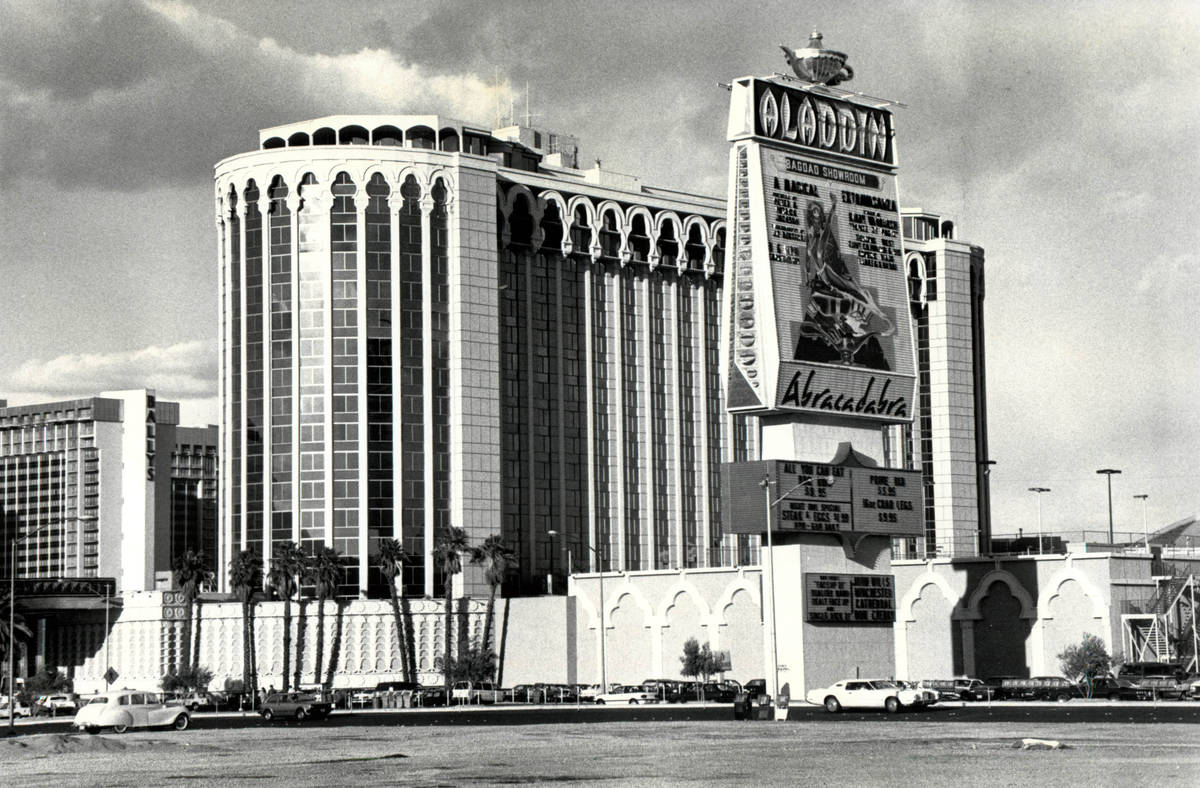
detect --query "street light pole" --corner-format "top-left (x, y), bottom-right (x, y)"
top-left (1134, 494), bottom-right (1149, 550)
top-left (1028, 487), bottom-right (1051, 555)
top-left (1096, 469), bottom-right (1121, 544)
top-left (758, 471), bottom-right (833, 704)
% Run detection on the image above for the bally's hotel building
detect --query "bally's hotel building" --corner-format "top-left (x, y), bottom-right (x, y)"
top-left (214, 115), bottom-right (986, 600)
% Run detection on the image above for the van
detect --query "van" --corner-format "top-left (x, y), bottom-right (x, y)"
top-left (451, 680), bottom-right (503, 704)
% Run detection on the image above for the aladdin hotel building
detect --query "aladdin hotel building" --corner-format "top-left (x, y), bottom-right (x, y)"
top-left (214, 117), bottom-right (739, 600)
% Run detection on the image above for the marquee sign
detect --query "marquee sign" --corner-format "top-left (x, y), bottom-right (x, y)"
top-left (805, 572), bottom-right (895, 624)
top-left (722, 76), bottom-right (915, 423)
top-left (721, 458), bottom-right (922, 538)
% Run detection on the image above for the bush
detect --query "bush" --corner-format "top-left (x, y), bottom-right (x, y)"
top-left (1058, 633), bottom-right (1112, 685)
top-left (437, 644), bottom-right (497, 683)
top-left (679, 638), bottom-right (722, 683)
top-left (161, 664), bottom-right (215, 695)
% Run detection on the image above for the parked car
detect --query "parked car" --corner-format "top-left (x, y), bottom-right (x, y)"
top-left (1117, 662), bottom-right (1187, 682)
top-left (577, 684), bottom-right (604, 701)
top-left (375, 681), bottom-right (421, 695)
top-left (73, 691), bottom-right (190, 734)
top-left (35, 694), bottom-right (78, 716)
top-left (178, 691), bottom-right (223, 711)
top-left (743, 679), bottom-right (767, 700)
top-left (511, 684), bottom-right (544, 703)
top-left (451, 680), bottom-right (504, 704)
top-left (640, 680), bottom-right (684, 703)
top-left (917, 678), bottom-right (993, 701)
top-left (805, 679), bottom-right (938, 713)
top-left (416, 686), bottom-right (448, 706)
top-left (983, 676), bottom-right (1020, 700)
top-left (260, 692), bottom-right (332, 721)
top-left (1188, 677), bottom-right (1200, 700)
top-left (0, 696), bottom-right (32, 718)
top-left (539, 683), bottom-right (579, 703)
top-left (595, 686), bottom-right (660, 705)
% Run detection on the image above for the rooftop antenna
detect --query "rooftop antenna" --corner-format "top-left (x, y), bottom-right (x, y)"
top-left (520, 82), bottom-right (542, 127)
top-left (493, 67), bottom-right (501, 128)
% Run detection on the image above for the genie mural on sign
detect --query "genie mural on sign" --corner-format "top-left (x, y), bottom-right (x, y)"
top-left (794, 197), bottom-right (894, 369)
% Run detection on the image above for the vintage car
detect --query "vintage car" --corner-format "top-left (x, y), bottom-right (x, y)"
top-left (72, 691), bottom-right (190, 734)
top-left (260, 692), bottom-right (332, 720)
top-left (805, 679), bottom-right (938, 713)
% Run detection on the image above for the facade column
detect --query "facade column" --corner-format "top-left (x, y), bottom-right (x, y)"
top-left (640, 272), bottom-right (654, 568)
top-left (238, 196), bottom-right (250, 562)
top-left (582, 260), bottom-right (597, 570)
top-left (420, 188), bottom-right (436, 597)
top-left (959, 619), bottom-right (976, 676)
top-left (555, 255), bottom-right (567, 576)
top-left (286, 190), bottom-right (303, 550)
top-left (355, 194), bottom-right (369, 595)
top-left (669, 273), bottom-right (684, 568)
top-left (388, 179), bottom-right (403, 544)
top-left (257, 194), bottom-right (272, 568)
top-left (611, 266), bottom-right (626, 571)
top-left (697, 279), bottom-right (712, 568)
top-left (216, 201), bottom-right (232, 589)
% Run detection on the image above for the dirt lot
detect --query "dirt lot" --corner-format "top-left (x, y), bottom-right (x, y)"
top-left (3, 719), bottom-right (1199, 786)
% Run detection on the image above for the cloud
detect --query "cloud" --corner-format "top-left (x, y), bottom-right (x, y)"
top-left (0, 0), bottom-right (514, 190)
top-left (3, 340), bottom-right (217, 399)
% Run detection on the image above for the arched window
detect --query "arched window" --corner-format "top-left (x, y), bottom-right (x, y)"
top-left (508, 193), bottom-right (534, 248)
top-left (287, 132), bottom-right (310, 147)
top-left (628, 214), bottom-right (650, 262)
top-left (312, 127), bottom-right (336, 146)
top-left (599, 210), bottom-right (621, 259)
top-left (540, 201), bottom-right (564, 252)
top-left (372, 125), bottom-right (402, 146)
top-left (439, 129), bottom-right (460, 152)
top-left (263, 137), bottom-right (285, 149)
top-left (339, 125), bottom-right (368, 145)
top-left (684, 224), bottom-right (705, 270)
top-left (569, 206), bottom-right (591, 254)
top-left (406, 125), bottom-right (436, 149)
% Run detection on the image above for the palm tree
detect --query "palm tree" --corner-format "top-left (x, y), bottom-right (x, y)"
top-left (306, 546), bottom-right (344, 689)
top-left (376, 538), bottom-right (413, 683)
top-left (172, 550), bottom-right (214, 672)
top-left (469, 535), bottom-right (517, 657)
top-left (433, 526), bottom-right (469, 702)
top-left (267, 541), bottom-right (306, 693)
top-left (228, 550), bottom-right (262, 705)
top-left (2, 588), bottom-right (32, 695)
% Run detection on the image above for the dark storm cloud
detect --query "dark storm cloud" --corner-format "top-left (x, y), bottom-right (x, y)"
top-left (0, 0), bottom-right (509, 191)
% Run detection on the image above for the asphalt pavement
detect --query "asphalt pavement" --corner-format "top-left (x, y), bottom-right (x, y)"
top-left (5, 698), bottom-right (1199, 735)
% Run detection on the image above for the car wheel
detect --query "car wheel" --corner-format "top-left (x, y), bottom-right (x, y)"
top-left (295, 708), bottom-right (307, 720)
top-left (173, 715), bottom-right (190, 731)
top-left (262, 709), bottom-right (274, 721)
top-left (595, 699), bottom-right (605, 705)
top-left (1107, 692), bottom-right (1120, 701)
top-left (112, 723), bottom-right (128, 734)
top-left (1056, 693), bottom-right (1070, 703)
top-left (629, 699), bottom-right (638, 705)
top-left (884, 697), bottom-right (901, 714)
top-left (824, 696), bottom-right (841, 713)
top-left (85, 726), bottom-right (101, 735)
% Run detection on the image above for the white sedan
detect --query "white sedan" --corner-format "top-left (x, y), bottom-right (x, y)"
top-left (594, 686), bottom-right (660, 705)
top-left (73, 691), bottom-right (191, 734)
top-left (805, 679), bottom-right (938, 713)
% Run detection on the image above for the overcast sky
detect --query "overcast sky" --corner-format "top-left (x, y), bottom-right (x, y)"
top-left (1, 0), bottom-right (1197, 540)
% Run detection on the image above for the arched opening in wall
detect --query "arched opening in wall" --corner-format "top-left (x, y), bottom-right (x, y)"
top-left (712, 227), bottom-right (725, 271)
top-left (684, 224), bottom-right (706, 271)
top-left (365, 172), bottom-right (390, 204)
top-left (940, 220), bottom-right (955, 240)
top-left (312, 127), bottom-right (336, 146)
top-left (656, 219), bottom-right (679, 269)
top-left (540, 201), bottom-right (564, 252)
top-left (407, 125), bottom-right (436, 149)
top-left (907, 253), bottom-right (927, 305)
top-left (263, 137), bottom-right (286, 149)
top-left (508, 193), bottom-right (534, 249)
top-left (628, 214), bottom-right (651, 263)
top-left (244, 179), bottom-right (260, 209)
top-left (569, 206), bottom-right (591, 255)
top-left (372, 125), bottom-right (402, 146)
top-left (438, 129), bottom-right (460, 152)
top-left (339, 125), bottom-right (369, 145)
top-left (268, 174), bottom-right (289, 205)
top-left (287, 132), bottom-right (311, 147)
top-left (599, 209), bottom-right (621, 259)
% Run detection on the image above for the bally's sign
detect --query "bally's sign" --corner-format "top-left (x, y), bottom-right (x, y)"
top-left (752, 79), bottom-right (894, 167)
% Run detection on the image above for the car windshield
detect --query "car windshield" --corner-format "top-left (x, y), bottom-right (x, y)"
top-left (88, 697), bottom-right (107, 705)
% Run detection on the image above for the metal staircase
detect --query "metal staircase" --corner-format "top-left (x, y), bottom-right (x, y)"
top-left (1122, 574), bottom-right (1198, 670)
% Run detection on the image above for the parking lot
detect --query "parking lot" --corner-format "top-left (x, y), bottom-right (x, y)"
top-left (3, 711), bottom-right (1199, 787)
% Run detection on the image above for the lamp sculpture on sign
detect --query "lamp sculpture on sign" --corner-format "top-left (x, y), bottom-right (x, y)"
top-left (780, 31), bottom-right (854, 86)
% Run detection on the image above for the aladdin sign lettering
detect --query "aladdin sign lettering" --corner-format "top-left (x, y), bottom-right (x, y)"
top-left (780, 369), bottom-right (908, 418)
top-left (753, 80), bottom-right (894, 167)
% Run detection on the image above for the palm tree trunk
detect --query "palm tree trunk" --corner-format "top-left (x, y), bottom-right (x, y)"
top-left (293, 599), bottom-right (307, 692)
top-left (400, 594), bottom-right (416, 684)
top-left (325, 600), bottom-right (345, 690)
top-left (443, 583), bottom-right (453, 703)
top-left (388, 587), bottom-right (409, 682)
top-left (484, 585), bottom-right (497, 654)
top-left (281, 598), bottom-right (292, 693)
top-left (249, 601), bottom-right (259, 704)
top-left (314, 599), bottom-right (326, 689)
top-left (192, 599), bottom-right (203, 670)
top-left (180, 611), bottom-right (192, 673)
